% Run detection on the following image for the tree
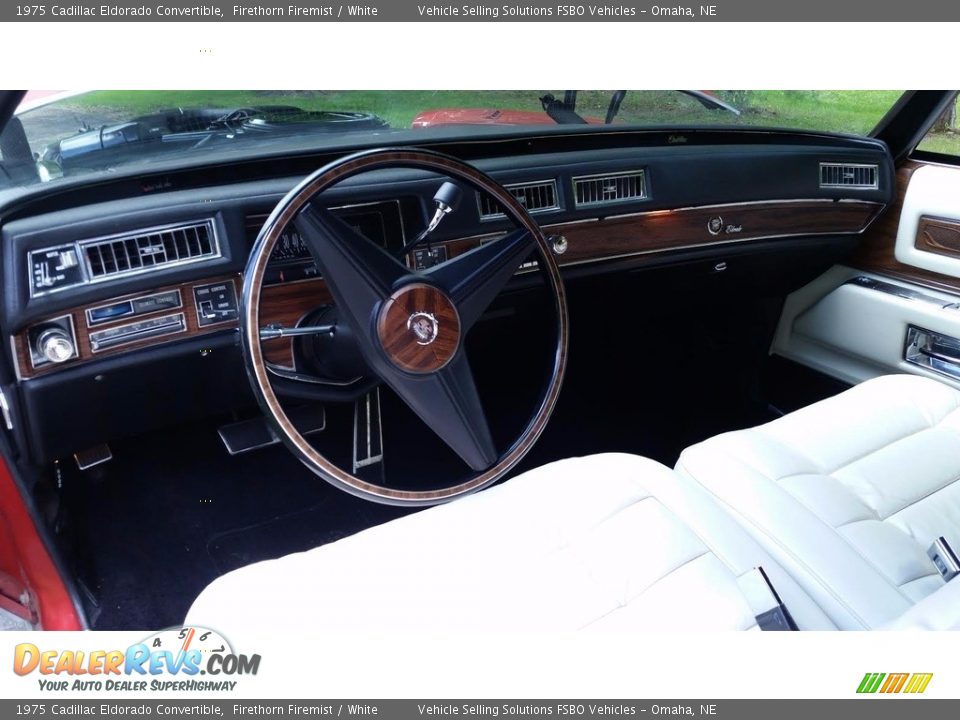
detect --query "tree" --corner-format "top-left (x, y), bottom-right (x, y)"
top-left (933, 99), bottom-right (958, 133)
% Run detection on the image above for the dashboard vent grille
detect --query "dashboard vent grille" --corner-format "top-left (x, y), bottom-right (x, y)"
top-left (478, 180), bottom-right (559, 219)
top-left (573, 170), bottom-right (647, 208)
top-left (83, 220), bottom-right (219, 280)
top-left (819, 163), bottom-right (878, 190)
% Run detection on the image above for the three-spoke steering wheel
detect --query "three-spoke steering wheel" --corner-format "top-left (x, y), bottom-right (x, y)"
top-left (241, 148), bottom-right (568, 505)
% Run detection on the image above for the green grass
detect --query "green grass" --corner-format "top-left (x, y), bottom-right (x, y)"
top-left (917, 133), bottom-right (960, 154)
top-left (916, 95), bottom-right (960, 156)
top-left (65, 89), bottom-right (898, 131)
top-left (45, 90), bottom-right (960, 157)
top-left (68, 90), bottom-right (549, 129)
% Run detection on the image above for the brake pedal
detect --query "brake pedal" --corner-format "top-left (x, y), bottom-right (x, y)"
top-left (74, 444), bottom-right (112, 471)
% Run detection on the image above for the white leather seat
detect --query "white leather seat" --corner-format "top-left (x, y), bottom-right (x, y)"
top-left (187, 454), bottom-right (835, 631)
top-left (677, 374), bottom-right (960, 630)
top-left (884, 580), bottom-right (960, 630)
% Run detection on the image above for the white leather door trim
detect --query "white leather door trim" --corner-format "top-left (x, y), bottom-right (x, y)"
top-left (895, 163), bottom-right (960, 276)
top-left (772, 266), bottom-right (960, 390)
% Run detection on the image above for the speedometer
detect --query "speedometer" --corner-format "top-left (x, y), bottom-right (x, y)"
top-left (270, 229), bottom-right (311, 264)
top-left (261, 200), bottom-right (404, 284)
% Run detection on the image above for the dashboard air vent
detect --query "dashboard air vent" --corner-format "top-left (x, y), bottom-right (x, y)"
top-left (83, 220), bottom-right (220, 280)
top-left (819, 163), bottom-right (878, 190)
top-left (573, 170), bottom-right (647, 208)
top-left (478, 180), bottom-right (559, 220)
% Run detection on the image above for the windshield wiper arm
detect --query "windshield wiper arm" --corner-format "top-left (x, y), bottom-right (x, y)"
top-left (539, 93), bottom-right (588, 125)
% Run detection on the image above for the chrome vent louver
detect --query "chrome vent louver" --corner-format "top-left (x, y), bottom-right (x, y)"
top-left (478, 180), bottom-right (559, 219)
top-left (83, 220), bottom-right (219, 280)
top-left (819, 162), bottom-right (878, 190)
top-left (573, 170), bottom-right (647, 208)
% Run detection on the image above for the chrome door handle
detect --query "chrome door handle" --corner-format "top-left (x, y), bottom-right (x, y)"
top-left (918, 346), bottom-right (960, 366)
top-left (906, 325), bottom-right (960, 380)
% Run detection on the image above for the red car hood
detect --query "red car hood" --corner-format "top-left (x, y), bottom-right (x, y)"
top-left (412, 108), bottom-right (604, 128)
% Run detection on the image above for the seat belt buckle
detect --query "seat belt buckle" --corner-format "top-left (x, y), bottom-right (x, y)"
top-left (736, 566), bottom-right (798, 631)
top-left (927, 536), bottom-right (959, 582)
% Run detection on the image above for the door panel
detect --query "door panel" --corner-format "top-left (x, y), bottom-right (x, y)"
top-left (851, 160), bottom-right (960, 293)
top-left (0, 453), bottom-right (84, 629)
top-left (895, 164), bottom-right (960, 275)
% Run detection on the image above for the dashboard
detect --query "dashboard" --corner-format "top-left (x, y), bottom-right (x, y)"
top-left (0, 131), bottom-right (895, 462)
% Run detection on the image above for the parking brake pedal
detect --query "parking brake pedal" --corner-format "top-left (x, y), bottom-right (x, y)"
top-left (218, 405), bottom-right (326, 456)
top-left (74, 444), bottom-right (112, 471)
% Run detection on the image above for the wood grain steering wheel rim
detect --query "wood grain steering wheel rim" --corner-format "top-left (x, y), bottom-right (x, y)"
top-left (241, 147), bottom-right (568, 505)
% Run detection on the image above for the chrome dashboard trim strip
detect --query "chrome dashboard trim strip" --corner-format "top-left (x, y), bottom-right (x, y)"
top-left (88, 312), bottom-right (187, 354)
top-left (844, 275), bottom-right (960, 307)
top-left (0, 387), bottom-right (13, 431)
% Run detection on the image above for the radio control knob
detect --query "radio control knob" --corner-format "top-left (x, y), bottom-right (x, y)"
top-left (37, 328), bottom-right (75, 364)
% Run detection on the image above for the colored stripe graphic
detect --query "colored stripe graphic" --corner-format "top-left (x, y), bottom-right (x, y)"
top-left (857, 673), bottom-right (885, 693)
top-left (880, 673), bottom-right (909, 693)
top-left (857, 672), bottom-right (932, 694)
top-left (904, 673), bottom-right (934, 694)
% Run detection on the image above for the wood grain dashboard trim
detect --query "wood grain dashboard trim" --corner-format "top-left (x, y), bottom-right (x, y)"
top-left (12, 197), bottom-right (884, 380)
top-left (259, 278), bottom-right (332, 367)
top-left (12, 273), bottom-right (334, 379)
top-left (544, 199), bottom-right (882, 265)
top-left (13, 275), bottom-right (240, 380)
top-left (441, 198), bottom-right (884, 267)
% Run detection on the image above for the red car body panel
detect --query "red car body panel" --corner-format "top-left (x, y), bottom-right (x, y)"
top-left (411, 93), bottom-right (734, 129)
top-left (0, 457), bottom-right (83, 629)
top-left (412, 108), bottom-right (605, 128)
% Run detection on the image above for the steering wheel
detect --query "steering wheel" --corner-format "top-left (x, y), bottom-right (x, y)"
top-left (240, 148), bottom-right (568, 505)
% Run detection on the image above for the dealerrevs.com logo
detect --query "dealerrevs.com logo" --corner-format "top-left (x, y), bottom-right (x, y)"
top-left (13, 627), bottom-right (260, 692)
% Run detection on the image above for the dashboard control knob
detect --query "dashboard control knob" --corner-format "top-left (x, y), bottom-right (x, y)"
top-left (37, 328), bottom-right (76, 364)
top-left (550, 234), bottom-right (568, 256)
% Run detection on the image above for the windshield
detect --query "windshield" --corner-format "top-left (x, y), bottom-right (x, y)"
top-left (2, 90), bottom-right (903, 188)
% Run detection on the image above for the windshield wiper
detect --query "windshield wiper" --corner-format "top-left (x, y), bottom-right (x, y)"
top-left (539, 91), bottom-right (742, 127)
top-left (539, 93), bottom-right (589, 125)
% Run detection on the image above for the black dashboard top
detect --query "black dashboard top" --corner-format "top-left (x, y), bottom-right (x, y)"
top-left (1, 131), bottom-right (894, 334)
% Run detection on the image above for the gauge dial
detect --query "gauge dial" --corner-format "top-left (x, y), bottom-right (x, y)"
top-left (270, 229), bottom-right (311, 264)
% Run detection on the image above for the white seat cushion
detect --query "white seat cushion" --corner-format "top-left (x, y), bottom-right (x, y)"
top-left (676, 374), bottom-right (960, 630)
top-left (186, 454), bottom-right (834, 631)
top-left (884, 580), bottom-right (960, 630)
